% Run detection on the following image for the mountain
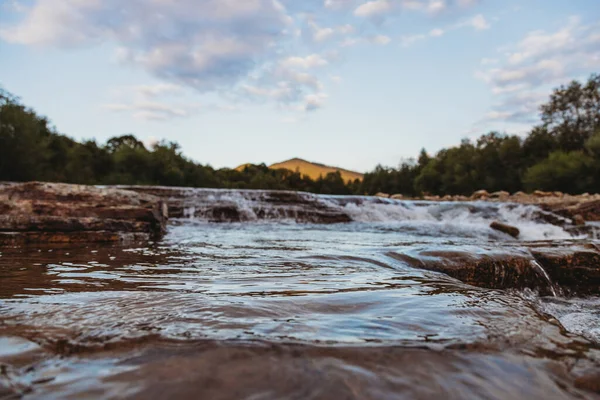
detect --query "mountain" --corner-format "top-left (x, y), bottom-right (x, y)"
top-left (236, 158), bottom-right (363, 182)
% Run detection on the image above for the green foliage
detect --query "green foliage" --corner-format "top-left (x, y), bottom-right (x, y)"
top-left (364, 74), bottom-right (600, 196)
top-left (523, 151), bottom-right (596, 193)
top-left (1, 73), bottom-right (600, 195)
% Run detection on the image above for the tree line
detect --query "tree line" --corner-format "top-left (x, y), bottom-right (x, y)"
top-left (1, 74), bottom-right (599, 196)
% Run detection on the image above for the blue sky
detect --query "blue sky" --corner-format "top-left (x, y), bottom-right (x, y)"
top-left (1, 0), bottom-right (599, 172)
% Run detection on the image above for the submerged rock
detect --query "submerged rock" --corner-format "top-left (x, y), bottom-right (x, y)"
top-left (388, 243), bottom-right (600, 296)
top-left (490, 221), bottom-right (520, 238)
top-left (0, 182), bottom-right (167, 244)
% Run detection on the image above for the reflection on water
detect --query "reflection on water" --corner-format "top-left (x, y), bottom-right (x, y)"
top-left (1, 221), bottom-right (600, 399)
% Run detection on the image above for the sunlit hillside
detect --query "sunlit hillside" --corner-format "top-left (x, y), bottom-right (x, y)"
top-left (236, 158), bottom-right (364, 182)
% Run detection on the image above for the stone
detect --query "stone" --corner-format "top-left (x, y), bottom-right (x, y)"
top-left (490, 221), bottom-right (520, 238)
top-left (573, 214), bottom-right (586, 226)
top-left (490, 191), bottom-right (510, 199)
top-left (533, 190), bottom-right (553, 197)
top-left (472, 190), bottom-right (489, 200)
top-left (390, 194), bottom-right (404, 200)
top-left (387, 243), bottom-right (600, 296)
top-left (121, 186), bottom-right (353, 224)
top-left (374, 192), bottom-right (390, 198)
top-left (0, 182), bottom-right (167, 244)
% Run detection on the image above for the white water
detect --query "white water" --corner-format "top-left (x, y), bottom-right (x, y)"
top-left (530, 260), bottom-right (558, 297)
top-left (174, 189), bottom-right (574, 241)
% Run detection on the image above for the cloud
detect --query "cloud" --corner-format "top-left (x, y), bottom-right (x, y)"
top-left (305, 93), bottom-right (328, 111)
top-left (1, 0), bottom-right (486, 119)
top-left (400, 12), bottom-right (488, 47)
top-left (430, 28), bottom-right (445, 37)
top-left (474, 16), bottom-right (600, 129)
top-left (469, 14), bottom-right (490, 30)
top-left (372, 34), bottom-right (392, 45)
top-left (353, 0), bottom-right (482, 20)
top-left (104, 101), bottom-right (194, 121)
top-left (354, 0), bottom-right (392, 18)
top-left (1, 0), bottom-right (293, 93)
top-left (281, 54), bottom-right (329, 69)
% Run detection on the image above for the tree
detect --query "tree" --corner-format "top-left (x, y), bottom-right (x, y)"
top-left (541, 74), bottom-right (600, 151)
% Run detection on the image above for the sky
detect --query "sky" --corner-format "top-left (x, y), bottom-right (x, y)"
top-left (1, 0), bottom-right (600, 172)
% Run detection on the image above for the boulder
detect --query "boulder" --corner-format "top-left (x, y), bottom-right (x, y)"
top-left (534, 190), bottom-right (553, 197)
top-left (573, 214), bottom-right (586, 226)
top-left (390, 194), bottom-right (404, 200)
top-left (387, 243), bottom-right (600, 296)
top-left (472, 190), bottom-right (489, 200)
top-left (374, 192), bottom-right (390, 198)
top-left (490, 191), bottom-right (510, 199)
top-left (490, 221), bottom-right (520, 238)
top-left (0, 182), bottom-right (167, 244)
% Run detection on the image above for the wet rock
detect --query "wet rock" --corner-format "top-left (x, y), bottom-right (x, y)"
top-left (544, 199), bottom-right (600, 222)
top-left (472, 190), bottom-right (489, 200)
top-left (573, 214), bottom-right (586, 226)
top-left (388, 244), bottom-right (600, 296)
top-left (387, 250), bottom-right (554, 295)
top-left (530, 246), bottom-right (600, 296)
top-left (121, 186), bottom-right (352, 224)
top-left (375, 192), bottom-right (390, 198)
top-left (0, 182), bottom-right (167, 244)
top-left (490, 221), bottom-right (520, 238)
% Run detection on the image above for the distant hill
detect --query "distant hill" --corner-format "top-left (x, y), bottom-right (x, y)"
top-left (236, 158), bottom-right (363, 182)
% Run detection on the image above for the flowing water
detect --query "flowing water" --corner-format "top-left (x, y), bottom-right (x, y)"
top-left (1, 190), bottom-right (599, 399)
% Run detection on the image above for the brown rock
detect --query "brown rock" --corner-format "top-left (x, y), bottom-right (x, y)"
top-left (387, 250), bottom-right (553, 295)
top-left (0, 182), bottom-right (167, 243)
top-left (573, 214), bottom-right (586, 226)
top-left (121, 186), bottom-right (352, 224)
top-left (374, 192), bottom-right (390, 198)
top-left (490, 221), bottom-right (520, 238)
top-left (390, 194), bottom-right (404, 200)
top-left (387, 243), bottom-right (600, 296)
top-left (472, 190), bottom-right (489, 199)
top-left (533, 190), bottom-right (553, 197)
top-left (490, 191), bottom-right (510, 199)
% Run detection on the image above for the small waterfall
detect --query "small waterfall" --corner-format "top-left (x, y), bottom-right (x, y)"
top-left (122, 187), bottom-right (577, 240)
top-left (530, 260), bottom-right (558, 297)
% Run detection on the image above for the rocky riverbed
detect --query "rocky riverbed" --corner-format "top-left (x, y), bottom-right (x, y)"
top-left (1, 182), bottom-right (600, 398)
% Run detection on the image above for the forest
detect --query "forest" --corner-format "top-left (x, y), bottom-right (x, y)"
top-left (1, 74), bottom-right (599, 196)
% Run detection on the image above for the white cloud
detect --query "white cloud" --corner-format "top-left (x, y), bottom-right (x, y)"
top-left (372, 34), bottom-right (392, 45)
top-left (469, 14), bottom-right (490, 30)
top-left (324, 0), bottom-right (356, 10)
top-left (474, 17), bottom-right (600, 128)
top-left (0, 0), bottom-right (488, 119)
top-left (430, 28), bottom-right (445, 37)
top-left (281, 54), bottom-right (329, 69)
top-left (428, 0), bottom-right (446, 14)
top-left (354, 0), bottom-right (392, 18)
top-left (305, 93), bottom-right (328, 111)
top-left (1, 0), bottom-right (293, 93)
top-left (104, 101), bottom-right (193, 121)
